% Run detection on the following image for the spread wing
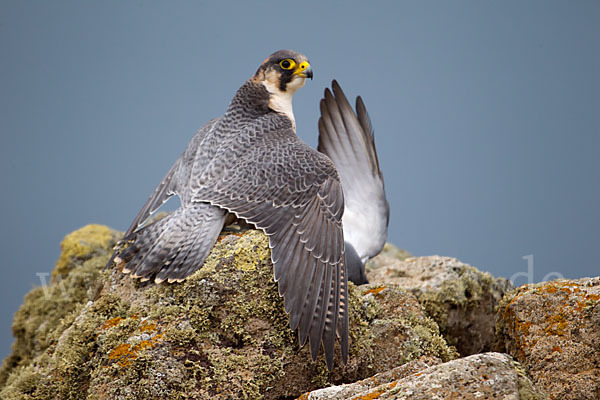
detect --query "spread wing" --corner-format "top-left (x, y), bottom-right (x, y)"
top-left (318, 80), bottom-right (389, 262)
top-left (192, 117), bottom-right (348, 369)
top-left (122, 118), bottom-right (220, 238)
top-left (122, 159), bottom-right (180, 238)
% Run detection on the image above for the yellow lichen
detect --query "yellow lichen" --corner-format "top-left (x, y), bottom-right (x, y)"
top-left (54, 224), bottom-right (114, 278)
top-left (234, 231), bottom-right (271, 271)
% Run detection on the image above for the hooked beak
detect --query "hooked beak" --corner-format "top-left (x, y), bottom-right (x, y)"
top-left (294, 61), bottom-right (313, 80)
top-left (304, 65), bottom-right (313, 80)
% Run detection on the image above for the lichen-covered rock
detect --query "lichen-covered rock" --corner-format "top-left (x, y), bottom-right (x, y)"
top-left (365, 243), bottom-right (412, 272)
top-left (0, 225), bottom-right (455, 400)
top-left (368, 253), bottom-right (513, 356)
top-left (300, 352), bottom-right (547, 399)
top-left (297, 356), bottom-right (439, 399)
top-left (496, 278), bottom-right (600, 400)
top-left (0, 224), bottom-right (121, 390)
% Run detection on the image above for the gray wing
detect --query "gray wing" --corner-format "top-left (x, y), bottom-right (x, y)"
top-left (123, 118), bottom-right (220, 237)
top-left (106, 118), bottom-right (222, 273)
top-left (116, 202), bottom-right (227, 283)
top-left (122, 159), bottom-right (180, 238)
top-left (318, 80), bottom-right (389, 263)
top-left (192, 118), bottom-right (348, 370)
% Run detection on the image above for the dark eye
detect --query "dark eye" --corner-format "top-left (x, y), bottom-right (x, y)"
top-left (279, 59), bottom-right (295, 70)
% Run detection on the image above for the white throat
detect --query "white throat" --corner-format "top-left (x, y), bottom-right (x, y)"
top-left (262, 71), bottom-right (305, 131)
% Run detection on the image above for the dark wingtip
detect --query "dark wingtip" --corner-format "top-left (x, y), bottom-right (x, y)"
top-left (103, 250), bottom-right (118, 271)
top-left (325, 348), bottom-right (334, 371)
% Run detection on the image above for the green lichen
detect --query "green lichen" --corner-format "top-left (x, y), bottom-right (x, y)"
top-left (0, 225), bottom-right (120, 391)
top-left (512, 360), bottom-right (549, 400)
top-left (418, 266), bottom-right (493, 328)
top-left (415, 265), bottom-right (509, 355)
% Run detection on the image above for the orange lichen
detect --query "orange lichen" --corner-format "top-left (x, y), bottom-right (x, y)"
top-left (217, 232), bottom-right (245, 242)
top-left (355, 390), bottom-right (385, 400)
top-left (107, 319), bottom-right (164, 369)
top-left (139, 321), bottom-right (157, 333)
top-left (586, 293), bottom-right (600, 301)
top-left (544, 314), bottom-right (567, 336)
top-left (504, 280), bottom-right (600, 363)
top-left (544, 285), bottom-right (558, 294)
top-left (108, 343), bottom-right (136, 368)
top-left (100, 317), bottom-right (124, 330)
top-left (551, 345), bottom-right (562, 353)
top-left (365, 287), bottom-right (387, 296)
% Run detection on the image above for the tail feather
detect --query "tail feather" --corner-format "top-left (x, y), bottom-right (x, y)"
top-left (345, 241), bottom-right (368, 285)
top-left (111, 203), bottom-right (227, 283)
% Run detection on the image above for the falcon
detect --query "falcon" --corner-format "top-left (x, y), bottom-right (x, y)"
top-left (108, 50), bottom-right (348, 370)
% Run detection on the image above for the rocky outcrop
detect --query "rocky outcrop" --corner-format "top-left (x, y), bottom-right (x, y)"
top-left (368, 251), bottom-right (513, 356)
top-left (0, 225), bottom-right (455, 400)
top-left (11, 224), bottom-right (599, 399)
top-left (300, 352), bottom-right (547, 399)
top-left (496, 278), bottom-right (600, 400)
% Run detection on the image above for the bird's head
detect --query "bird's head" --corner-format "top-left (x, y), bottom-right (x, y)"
top-left (252, 49), bottom-right (313, 96)
top-left (251, 50), bottom-right (312, 128)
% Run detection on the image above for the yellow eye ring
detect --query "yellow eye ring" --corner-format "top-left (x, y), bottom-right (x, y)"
top-left (279, 59), bottom-right (296, 70)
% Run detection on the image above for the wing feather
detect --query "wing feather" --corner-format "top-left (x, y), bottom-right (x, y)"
top-left (123, 160), bottom-right (180, 238)
top-left (318, 80), bottom-right (390, 264)
top-left (191, 119), bottom-right (347, 369)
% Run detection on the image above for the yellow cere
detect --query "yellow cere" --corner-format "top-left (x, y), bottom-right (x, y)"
top-left (293, 61), bottom-right (310, 76)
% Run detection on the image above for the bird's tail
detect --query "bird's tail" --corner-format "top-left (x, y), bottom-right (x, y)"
top-left (345, 241), bottom-right (369, 285)
top-left (110, 203), bottom-right (227, 283)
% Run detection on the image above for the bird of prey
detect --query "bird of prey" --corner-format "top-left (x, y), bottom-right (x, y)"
top-left (317, 81), bottom-right (389, 285)
top-left (108, 50), bottom-right (349, 370)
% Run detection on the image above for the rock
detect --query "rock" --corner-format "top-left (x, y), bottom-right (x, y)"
top-left (0, 225), bottom-right (456, 400)
top-left (496, 278), bottom-right (600, 400)
top-left (365, 243), bottom-right (412, 273)
top-left (368, 253), bottom-right (513, 356)
top-left (300, 352), bottom-right (547, 399)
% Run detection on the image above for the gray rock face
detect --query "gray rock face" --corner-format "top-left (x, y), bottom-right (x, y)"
top-left (368, 252), bottom-right (513, 356)
top-left (496, 278), bottom-right (600, 400)
top-left (301, 352), bottom-right (547, 399)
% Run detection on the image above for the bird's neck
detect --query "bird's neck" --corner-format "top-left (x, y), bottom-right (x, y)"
top-left (262, 80), bottom-right (296, 131)
top-left (227, 80), bottom-right (271, 117)
top-left (227, 80), bottom-right (297, 131)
